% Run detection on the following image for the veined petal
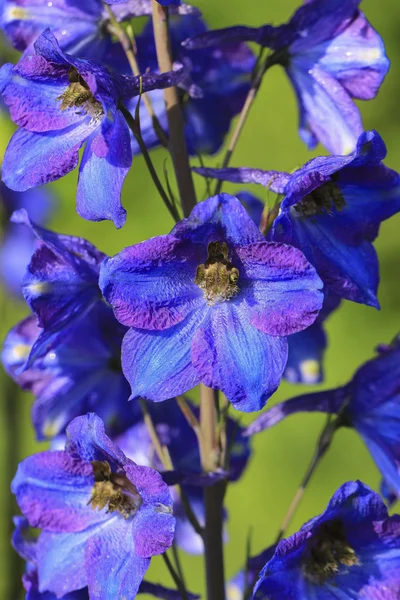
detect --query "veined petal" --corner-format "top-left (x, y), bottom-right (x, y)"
top-left (11, 451), bottom-right (104, 532)
top-left (77, 112), bottom-right (130, 228)
top-left (287, 62), bottom-right (362, 155)
top-left (2, 121), bottom-right (94, 191)
top-left (122, 311), bottom-right (204, 401)
top-left (191, 303), bottom-right (288, 412)
top-left (131, 502), bottom-right (175, 558)
top-left (192, 167), bottom-right (290, 193)
top-left (100, 235), bottom-right (204, 330)
top-left (237, 241), bottom-right (323, 336)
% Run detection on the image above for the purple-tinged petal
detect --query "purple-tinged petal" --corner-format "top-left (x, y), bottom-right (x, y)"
top-left (12, 516), bottom-right (37, 563)
top-left (182, 25), bottom-right (277, 50)
top-left (77, 112), bottom-right (130, 228)
top-left (65, 413), bottom-right (128, 468)
top-left (110, 0), bottom-right (200, 19)
top-left (131, 504), bottom-right (175, 558)
top-left (11, 451), bottom-right (103, 532)
top-left (237, 191), bottom-right (264, 228)
top-left (287, 62), bottom-right (362, 155)
top-left (171, 194), bottom-right (264, 246)
top-left (100, 235), bottom-right (204, 330)
top-left (2, 122), bottom-right (94, 191)
top-left (122, 311), bottom-right (204, 401)
top-left (193, 167), bottom-right (290, 194)
top-left (85, 519), bottom-right (150, 600)
top-left (244, 386), bottom-right (349, 436)
top-left (191, 303), bottom-right (288, 412)
top-left (237, 242), bottom-right (323, 336)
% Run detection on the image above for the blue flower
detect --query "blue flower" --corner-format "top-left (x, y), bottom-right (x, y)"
top-left (2, 303), bottom-right (136, 440)
top-left (194, 131), bottom-right (400, 307)
top-left (0, 182), bottom-right (53, 296)
top-left (133, 14), bottom-right (256, 155)
top-left (184, 0), bottom-right (389, 155)
top-left (100, 193), bottom-right (323, 411)
top-left (245, 335), bottom-right (400, 498)
top-left (115, 397), bottom-right (251, 553)
top-left (0, 0), bottom-right (198, 59)
top-left (12, 413), bottom-right (176, 599)
top-left (253, 481), bottom-right (400, 599)
top-left (0, 30), bottom-right (193, 227)
top-left (9, 208), bottom-right (105, 363)
top-left (13, 516), bottom-right (197, 600)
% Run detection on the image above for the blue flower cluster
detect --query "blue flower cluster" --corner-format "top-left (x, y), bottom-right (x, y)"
top-left (0, 0), bottom-right (399, 598)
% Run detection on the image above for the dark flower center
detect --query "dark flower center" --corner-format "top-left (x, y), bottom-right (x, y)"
top-left (57, 67), bottom-right (104, 122)
top-left (195, 241), bottom-right (239, 305)
top-left (294, 182), bottom-right (346, 217)
top-left (89, 460), bottom-right (142, 519)
top-left (301, 519), bottom-right (359, 585)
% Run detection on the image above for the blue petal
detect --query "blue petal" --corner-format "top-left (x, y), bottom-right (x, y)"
top-left (122, 311), bottom-right (203, 401)
top-left (77, 111), bottom-right (131, 228)
top-left (285, 321), bottom-right (326, 384)
top-left (192, 303), bottom-right (288, 412)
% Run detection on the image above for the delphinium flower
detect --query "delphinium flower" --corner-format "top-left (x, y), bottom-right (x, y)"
top-left (12, 413), bottom-right (176, 599)
top-left (245, 334), bottom-right (400, 497)
top-left (253, 481), bottom-right (400, 599)
top-left (238, 190), bottom-right (341, 385)
top-left (115, 397), bottom-right (251, 553)
top-left (0, 0), bottom-right (198, 58)
top-left (184, 0), bottom-right (389, 155)
top-left (9, 209), bottom-right (105, 362)
top-left (12, 516), bottom-right (197, 600)
top-left (0, 182), bottom-right (53, 296)
top-left (100, 193), bottom-right (323, 411)
top-left (132, 14), bottom-right (256, 155)
top-left (2, 302), bottom-right (136, 440)
top-left (0, 30), bottom-right (198, 227)
top-left (195, 130), bottom-right (400, 307)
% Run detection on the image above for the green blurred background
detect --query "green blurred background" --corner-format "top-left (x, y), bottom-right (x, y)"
top-left (1, 0), bottom-right (400, 597)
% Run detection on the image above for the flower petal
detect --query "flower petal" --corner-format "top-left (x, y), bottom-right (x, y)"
top-left (100, 235), bottom-right (204, 330)
top-left (237, 241), bottom-right (323, 336)
top-left (121, 312), bottom-right (203, 401)
top-left (191, 303), bottom-right (288, 412)
top-left (192, 167), bottom-right (290, 194)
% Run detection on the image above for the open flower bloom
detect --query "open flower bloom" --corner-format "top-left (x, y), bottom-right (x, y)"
top-left (132, 14), bottom-right (256, 155)
top-left (0, 0), bottom-right (197, 58)
top-left (253, 481), bottom-right (400, 599)
top-left (12, 414), bottom-right (175, 600)
top-left (100, 193), bottom-right (323, 412)
top-left (2, 303), bottom-right (136, 440)
top-left (184, 0), bottom-right (389, 154)
top-left (0, 30), bottom-right (194, 227)
top-left (194, 130), bottom-right (400, 307)
top-left (245, 335), bottom-right (400, 497)
top-left (10, 209), bottom-right (105, 362)
top-left (13, 516), bottom-right (196, 600)
top-left (116, 397), bottom-right (250, 553)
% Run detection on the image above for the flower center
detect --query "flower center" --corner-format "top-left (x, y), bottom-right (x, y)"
top-left (89, 460), bottom-right (142, 519)
top-left (294, 182), bottom-right (346, 217)
top-left (195, 241), bottom-right (240, 305)
top-left (57, 67), bottom-right (104, 122)
top-left (301, 519), bottom-right (359, 585)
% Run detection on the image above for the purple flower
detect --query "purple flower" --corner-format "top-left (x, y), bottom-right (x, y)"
top-left (184, 0), bottom-right (389, 154)
top-left (10, 209), bottom-right (105, 363)
top-left (194, 131), bottom-right (400, 307)
top-left (100, 193), bottom-right (323, 412)
top-left (245, 335), bottom-right (400, 498)
top-left (133, 14), bottom-right (256, 155)
top-left (253, 481), bottom-right (400, 599)
top-left (2, 303), bottom-right (136, 440)
top-left (0, 0), bottom-right (198, 58)
top-left (12, 413), bottom-right (175, 599)
top-left (0, 29), bottom-right (194, 227)
top-left (0, 182), bottom-right (53, 296)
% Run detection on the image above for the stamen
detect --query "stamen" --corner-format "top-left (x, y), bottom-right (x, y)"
top-left (195, 241), bottom-right (240, 305)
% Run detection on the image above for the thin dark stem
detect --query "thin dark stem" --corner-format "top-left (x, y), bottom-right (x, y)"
top-left (274, 415), bottom-right (338, 544)
top-left (162, 552), bottom-right (189, 600)
top-left (179, 488), bottom-right (204, 537)
top-left (120, 104), bottom-right (180, 222)
top-left (214, 52), bottom-right (279, 195)
top-left (172, 543), bottom-right (186, 590)
top-left (151, 0), bottom-right (197, 217)
top-left (203, 482), bottom-right (226, 600)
